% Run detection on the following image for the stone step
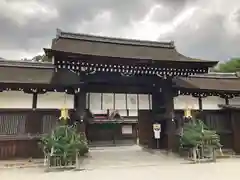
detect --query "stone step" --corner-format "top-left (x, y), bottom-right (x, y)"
top-left (88, 140), bottom-right (136, 148)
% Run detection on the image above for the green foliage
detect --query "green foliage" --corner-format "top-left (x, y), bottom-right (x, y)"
top-left (22, 54), bottom-right (52, 62)
top-left (39, 125), bottom-right (89, 162)
top-left (180, 119), bottom-right (222, 148)
top-left (215, 58), bottom-right (240, 72)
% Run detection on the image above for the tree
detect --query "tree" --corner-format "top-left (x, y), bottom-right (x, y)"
top-left (39, 124), bottom-right (89, 167)
top-left (214, 58), bottom-right (240, 72)
top-left (23, 54), bottom-right (51, 62)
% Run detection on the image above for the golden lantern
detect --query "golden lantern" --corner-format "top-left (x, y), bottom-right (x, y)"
top-left (184, 108), bottom-right (192, 118)
top-left (184, 103), bottom-right (192, 118)
top-left (59, 92), bottom-right (69, 122)
top-left (59, 107), bottom-right (69, 120)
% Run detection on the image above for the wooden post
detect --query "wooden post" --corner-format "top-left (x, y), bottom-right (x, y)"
top-left (163, 81), bottom-right (175, 152)
top-left (75, 89), bottom-right (87, 133)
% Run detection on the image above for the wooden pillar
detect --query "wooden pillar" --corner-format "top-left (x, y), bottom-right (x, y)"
top-left (32, 93), bottom-right (37, 109)
top-left (198, 97), bottom-right (203, 111)
top-left (151, 80), bottom-right (175, 151)
top-left (75, 88), bottom-right (86, 133)
top-left (151, 85), bottom-right (165, 149)
top-left (225, 97), bottom-right (229, 105)
top-left (25, 92), bottom-right (41, 134)
top-left (162, 82), bottom-right (175, 152)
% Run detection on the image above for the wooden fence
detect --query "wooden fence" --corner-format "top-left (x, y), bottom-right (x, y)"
top-left (0, 108), bottom-right (239, 159)
top-left (0, 109), bottom-right (61, 159)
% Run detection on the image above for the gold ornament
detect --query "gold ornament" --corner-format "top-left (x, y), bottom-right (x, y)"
top-left (59, 107), bottom-right (69, 121)
top-left (184, 108), bottom-right (192, 118)
top-left (59, 93), bottom-right (69, 121)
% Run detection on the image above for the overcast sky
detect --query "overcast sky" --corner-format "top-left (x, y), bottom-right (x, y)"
top-left (0, 0), bottom-right (240, 61)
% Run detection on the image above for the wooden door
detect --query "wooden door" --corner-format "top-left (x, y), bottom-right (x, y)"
top-left (138, 110), bottom-right (153, 148)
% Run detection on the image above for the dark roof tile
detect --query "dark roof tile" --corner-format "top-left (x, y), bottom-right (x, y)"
top-left (49, 29), bottom-right (218, 64)
top-left (0, 62), bottom-right (80, 86)
top-left (174, 73), bottom-right (240, 92)
top-left (0, 66), bottom-right (54, 84)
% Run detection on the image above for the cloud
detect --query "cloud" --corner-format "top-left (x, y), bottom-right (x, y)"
top-left (0, 0), bottom-right (240, 61)
top-left (162, 1), bottom-right (240, 61)
top-left (0, 0), bottom-right (158, 58)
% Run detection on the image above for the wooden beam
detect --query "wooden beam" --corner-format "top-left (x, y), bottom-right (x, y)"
top-left (32, 93), bottom-right (37, 109)
top-left (74, 93), bottom-right (78, 109)
top-left (225, 97), bottom-right (229, 105)
top-left (198, 97), bottom-right (203, 110)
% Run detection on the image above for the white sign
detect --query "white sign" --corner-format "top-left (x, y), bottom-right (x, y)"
top-left (153, 123), bottom-right (161, 131)
top-left (154, 131), bottom-right (161, 139)
top-left (153, 123), bottom-right (161, 139)
top-left (122, 125), bottom-right (133, 134)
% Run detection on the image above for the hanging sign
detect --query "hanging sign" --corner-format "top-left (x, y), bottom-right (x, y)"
top-left (122, 125), bottom-right (133, 134)
top-left (153, 123), bottom-right (161, 139)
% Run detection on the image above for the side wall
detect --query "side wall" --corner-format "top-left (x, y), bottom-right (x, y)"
top-left (0, 91), bottom-right (33, 108)
top-left (0, 91), bottom-right (74, 159)
top-left (0, 91), bottom-right (74, 109)
top-left (37, 92), bottom-right (74, 109)
top-left (174, 95), bottom-right (240, 149)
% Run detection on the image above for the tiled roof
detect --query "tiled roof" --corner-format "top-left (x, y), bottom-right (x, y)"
top-left (0, 66), bottom-right (54, 84)
top-left (47, 29), bottom-right (218, 64)
top-left (174, 73), bottom-right (240, 92)
top-left (0, 60), bottom-right (80, 86)
top-left (0, 59), bottom-right (53, 68)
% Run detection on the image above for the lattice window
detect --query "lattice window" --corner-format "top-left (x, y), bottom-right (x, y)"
top-left (42, 115), bottom-right (58, 134)
top-left (0, 114), bottom-right (26, 135)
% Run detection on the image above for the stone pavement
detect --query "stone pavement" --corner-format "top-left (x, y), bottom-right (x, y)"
top-left (82, 145), bottom-right (184, 169)
top-left (1, 144), bottom-right (240, 180)
top-left (1, 158), bottom-right (240, 180)
top-left (0, 145), bottom-right (183, 170)
top-left (0, 158), bottom-right (44, 169)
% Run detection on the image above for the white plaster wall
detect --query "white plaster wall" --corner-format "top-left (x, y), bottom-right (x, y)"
top-left (138, 94), bottom-right (150, 109)
top-left (37, 92), bottom-right (74, 109)
top-left (128, 110), bottom-right (138, 116)
top-left (115, 94), bottom-right (126, 109)
top-left (126, 94), bottom-right (138, 110)
top-left (229, 96), bottom-right (240, 105)
top-left (102, 93), bottom-right (114, 109)
top-left (174, 95), bottom-right (199, 110)
top-left (149, 94), bottom-right (152, 110)
top-left (0, 91), bottom-right (33, 109)
top-left (202, 96), bottom-right (225, 110)
top-left (89, 93), bottom-right (102, 114)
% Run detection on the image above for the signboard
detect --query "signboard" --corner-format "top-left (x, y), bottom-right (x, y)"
top-left (153, 123), bottom-right (161, 139)
top-left (122, 125), bottom-right (133, 134)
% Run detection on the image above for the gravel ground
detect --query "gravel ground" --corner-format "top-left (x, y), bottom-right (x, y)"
top-left (0, 145), bottom-right (239, 180)
top-left (1, 160), bottom-right (240, 180)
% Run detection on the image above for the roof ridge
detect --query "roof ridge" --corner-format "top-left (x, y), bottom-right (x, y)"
top-left (56, 28), bottom-right (175, 49)
top-left (189, 72), bottom-right (239, 79)
top-left (0, 59), bottom-right (54, 69)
